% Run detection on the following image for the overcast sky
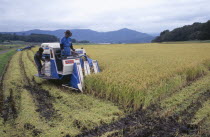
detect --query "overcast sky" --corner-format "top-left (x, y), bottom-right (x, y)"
top-left (0, 0), bottom-right (209, 33)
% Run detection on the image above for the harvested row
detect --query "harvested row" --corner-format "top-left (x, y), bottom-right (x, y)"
top-left (0, 51), bottom-right (48, 136)
top-left (20, 50), bottom-right (123, 136)
top-left (160, 72), bottom-right (210, 117)
top-left (191, 100), bottom-right (210, 134)
top-left (1, 52), bottom-right (23, 122)
top-left (0, 49), bottom-right (123, 136)
top-left (15, 89), bottom-right (48, 136)
top-left (21, 51), bottom-right (58, 120)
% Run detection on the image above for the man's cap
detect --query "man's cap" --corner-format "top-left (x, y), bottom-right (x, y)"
top-left (39, 47), bottom-right (44, 52)
top-left (65, 30), bottom-right (72, 35)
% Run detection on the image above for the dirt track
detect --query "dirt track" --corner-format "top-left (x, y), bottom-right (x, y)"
top-left (75, 103), bottom-right (201, 137)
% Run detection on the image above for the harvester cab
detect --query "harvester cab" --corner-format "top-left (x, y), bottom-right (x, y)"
top-left (35, 43), bottom-right (100, 92)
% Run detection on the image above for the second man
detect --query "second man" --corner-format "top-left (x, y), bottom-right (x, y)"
top-left (60, 30), bottom-right (75, 58)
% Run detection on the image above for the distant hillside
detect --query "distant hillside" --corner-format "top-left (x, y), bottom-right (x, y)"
top-left (3, 28), bottom-right (154, 43)
top-left (0, 33), bottom-right (58, 43)
top-left (153, 20), bottom-right (210, 42)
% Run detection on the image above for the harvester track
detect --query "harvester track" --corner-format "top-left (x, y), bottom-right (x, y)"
top-left (179, 90), bottom-right (210, 123)
top-left (20, 52), bottom-right (58, 120)
top-left (118, 94), bottom-right (210, 137)
top-left (1, 89), bottom-right (18, 122)
top-left (0, 54), bottom-right (18, 122)
top-left (76, 105), bottom-right (183, 137)
top-left (0, 53), bottom-right (13, 114)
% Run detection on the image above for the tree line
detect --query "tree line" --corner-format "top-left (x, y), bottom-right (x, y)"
top-left (71, 39), bottom-right (90, 43)
top-left (152, 20), bottom-right (210, 42)
top-left (0, 33), bottom-right (58, 42)
top-left (0, 33), bottom-right (90, 43)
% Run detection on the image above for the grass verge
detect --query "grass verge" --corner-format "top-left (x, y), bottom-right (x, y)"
top-left (0, 50), bottom-right (16, 77)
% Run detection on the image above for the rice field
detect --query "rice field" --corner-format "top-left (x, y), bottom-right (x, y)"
top-left (0, 43), bottom-right (210, 136)
top-left (83, 43), bottom-right (210, 109)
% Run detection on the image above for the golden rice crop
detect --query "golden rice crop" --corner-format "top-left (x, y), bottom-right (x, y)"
top-left (81, 43), bottom-right (210, 110)
top-left (1, 43), bottom-right (210, 136)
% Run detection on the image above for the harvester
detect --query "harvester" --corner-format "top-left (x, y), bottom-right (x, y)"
top-left (35, 43), bottom-right (100, 92)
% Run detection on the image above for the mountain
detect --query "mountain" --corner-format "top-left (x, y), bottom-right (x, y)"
top-left (3, 28), bottom-right (154, 43)
top-left (148, 33), bottom-right (160, 37)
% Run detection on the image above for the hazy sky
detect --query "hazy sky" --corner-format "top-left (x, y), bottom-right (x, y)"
top-left (0, 0), bottom-right (209, 33)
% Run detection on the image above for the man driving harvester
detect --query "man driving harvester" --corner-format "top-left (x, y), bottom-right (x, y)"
top-left (60, 30), bottom-right (75, 58)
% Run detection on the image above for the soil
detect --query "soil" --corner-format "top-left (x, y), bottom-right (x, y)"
top-left (24, 123), bottom-right (42, 136)
top-left (75, 105), bottom-right (198, 137)
top-left (75, 90), bottom-right (210, 137)
top-left (1, 89), bottom-right (18, 122)
top-left (179, 90), bottom-right (210, 123)
top-left (24, 85), bottom-right (58, 120)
